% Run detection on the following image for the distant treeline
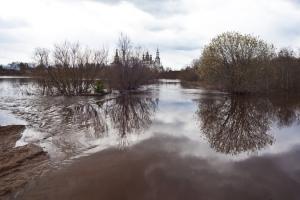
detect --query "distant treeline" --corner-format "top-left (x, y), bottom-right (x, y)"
top-left (0, 63), bottom-right (34, 75)
top-left (158, 64), bottom-right (200, 82)
top-left (3, 32), bottom-right (300, 95)
top-left (178, 32), bottom-right (300, 94)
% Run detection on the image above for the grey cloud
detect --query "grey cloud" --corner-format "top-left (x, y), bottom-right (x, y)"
top-left (146, 24), bottom-right (171, 32)
top-left (158, 39), bottom-right (201, 51)
top-left (0, 32), bottom-right (19, 44)
top-left (0, 18), bottom-right (28, 29)
top-left (167, 43), bottom-right (200, 51)
top-left (91, 0), bottom-right (186, 16)
top-left (145, 23), bottom-right (185, 32)
top-left (290, 0), bottom-right (300, 4)
top-left (280, 27), bottom-right (300, 38)
top-left (279, 22), bottom-right (300, 37)
top-left (273, 18), bottom-right (300, 45)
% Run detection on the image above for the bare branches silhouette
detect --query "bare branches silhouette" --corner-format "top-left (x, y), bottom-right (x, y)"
top-left (197, 95), bottom-right (274, 154)
top-left (102, 94), bottom-right (158, 138)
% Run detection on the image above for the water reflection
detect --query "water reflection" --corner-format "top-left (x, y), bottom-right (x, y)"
top-left (197, 95), bottom-right (274, 154)
top-left (0, 77), bottom-right (159, 159)
top-left (19, 136), bottom-right (300, 200)
top-left (50, 94), bottom-right (159, 154)
top-left (197, 95), bottom-right (300, 155)
top-left (101, 94), bottom-right (158, 138)
top-left (1, 77), bottom-right (300, 160)
top-left (0, 77), bottom-right (37, 97)
top-left (271, 96), bottom-right (300, 128)
top-left (2, 78), bottom-right (300, 199)
top-left (62, 103), bottom-right (108, 137)
top-left (62, 94), bottom-right (158, 140)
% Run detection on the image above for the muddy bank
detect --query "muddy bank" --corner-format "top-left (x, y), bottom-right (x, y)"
top-left (0, 125), bottom-right (48, 199)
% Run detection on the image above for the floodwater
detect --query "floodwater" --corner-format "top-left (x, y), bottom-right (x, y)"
top-left (1, 77), bottom-right (300, 200)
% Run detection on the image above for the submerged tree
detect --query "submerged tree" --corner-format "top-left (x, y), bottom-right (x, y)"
top-left (33, 33), bottom-right (160, 95)
top-left (198, 32), bottom-right (275, 93)
top-left (34, 41), bottom-right (108, 96)
top-left (107, 34), bottom-right (156, 91)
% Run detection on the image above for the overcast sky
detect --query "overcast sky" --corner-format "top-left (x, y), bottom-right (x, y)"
top-left (1, 0), bottom-right (300, 69)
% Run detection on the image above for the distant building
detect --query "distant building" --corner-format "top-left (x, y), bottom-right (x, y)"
top-left (2, 62), bottom-right (21, 70)
top-left (2, 62), bottom-right (36, 70)
top-left (142, 48), bottom-right (163, 70)
top-left (113, 48), bottom-right (164, 72)
top-left (113, 49), bottom-right (120, 64)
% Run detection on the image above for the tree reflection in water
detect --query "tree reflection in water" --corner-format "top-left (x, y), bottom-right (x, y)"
top-left (197, 94), bottom-right (300, 155)
top-left (197, 95), bottom-right (275, 155)
top-left (62, 102), bottom-right (108, 137)
top-left (101, 94), bottom-right (159, 138)
top-left (270, 96), bottom-right (300, 128)
top-left (63, 94), bottom-right (158, 142)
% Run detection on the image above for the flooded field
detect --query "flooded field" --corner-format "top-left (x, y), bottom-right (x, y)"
top-left (1, 77), bottom-right (300, 200)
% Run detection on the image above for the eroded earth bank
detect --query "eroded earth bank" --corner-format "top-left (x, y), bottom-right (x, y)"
top-left (0, 125), bottom-right (48, 199)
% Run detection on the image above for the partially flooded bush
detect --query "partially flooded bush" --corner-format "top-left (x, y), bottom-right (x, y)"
top-left (106, 34), bottom-right (156, 91)
top-left (198, 32), bottom-right (275, 93)
top-left (94, 80), bottom-right (105, 94)
top-left (34, 41), bottom-right (108, 96)
top-left (197, 32), bottom-right (300, 94)
top-left (34, 35), bottom-right (157, 95)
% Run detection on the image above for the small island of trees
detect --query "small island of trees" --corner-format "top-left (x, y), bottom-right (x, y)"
top-left (32, 34), bottom-right (158, 96)
top-left (181, 32), bottom-right (300, 94)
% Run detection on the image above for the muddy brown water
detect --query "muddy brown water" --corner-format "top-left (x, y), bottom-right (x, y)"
top-left (1, 77), bottom-right (300, 200)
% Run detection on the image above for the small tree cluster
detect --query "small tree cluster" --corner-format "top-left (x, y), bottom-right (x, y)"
top-left (33, 41), bottom-right (108, 95)
top-left (198, 32), bottom-right (276, 93)
top-left (107, 34), bottom-right (155, 91)
top-left (197, 32), bottom-right (300, 93)
top-left (272, 48), bottom-right (300, 91)
top-left (34, 34), bottom-right (157, 95)
top-left (178, 59), bottom-right (201, 82)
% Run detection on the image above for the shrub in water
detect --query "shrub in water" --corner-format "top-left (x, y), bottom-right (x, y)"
top-left (94, 80), bottom-right (105, 94)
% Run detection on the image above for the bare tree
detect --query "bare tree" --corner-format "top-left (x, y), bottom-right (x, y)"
top-left (107, 34), bottom-right (155, 91)
top-left (34, 34), bottom-right (157, 95)
top-left (118, 33), bottom-right (132, 63)
top-left (33, 48), bottom-right (50, 67)
top-left (35, 41), bottom-right (108, 96)
top-left (272, 48), bottom-right (300, 91)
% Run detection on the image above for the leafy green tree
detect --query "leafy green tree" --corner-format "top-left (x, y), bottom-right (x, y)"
top-left (94, 80), bottom-right (105, 94)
